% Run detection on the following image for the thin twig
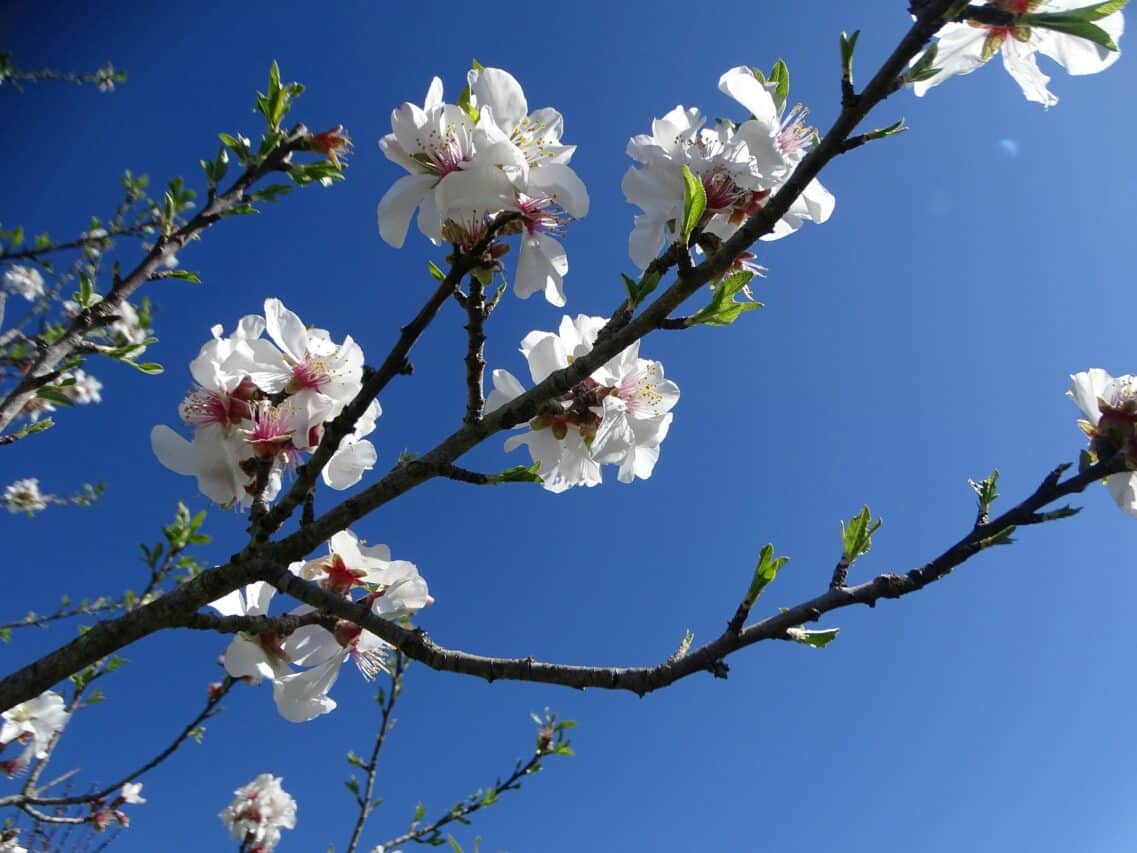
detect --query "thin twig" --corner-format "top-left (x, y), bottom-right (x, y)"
top-left (344, 655), bottom-right (405, 853)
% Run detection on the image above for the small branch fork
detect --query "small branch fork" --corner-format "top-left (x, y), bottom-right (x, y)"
top-left (0, 679), bottom-right (237, 812)
top-left (180, 455), bottom-right (1123, 698)
top-left (0, 127), bottom-right (311, 435)
top-left (343, 655), bottom-right (405, 853)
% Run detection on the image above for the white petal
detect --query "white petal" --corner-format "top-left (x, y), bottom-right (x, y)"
top-left (1067, 369), bottom-right (1113, 424)
top-left (323, 439), bottom-right (378, 489)
top-left (485, 369), bottom-right (527, 414)
top-left (470, 67), bottom-right (527, 134)
top-left (263, 298), bottom-right (309, 361)
top-left (378, 174), bottom-right (436, 248)
top-left (718, 66), bottom-right (779, 125)
top-left (1002, 38), bottom-right (1057, 106)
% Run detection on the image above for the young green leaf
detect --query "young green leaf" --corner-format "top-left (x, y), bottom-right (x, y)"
top-left (680, 164), bottom-right (706, 242)
top-left (743, 543), bottom-right (790, 607)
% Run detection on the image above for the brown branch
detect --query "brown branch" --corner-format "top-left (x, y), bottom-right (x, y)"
top-left (247, 212), bottom-right (521, 546)
top-left (462, 275), bottom-right (487, 425)
top-left (254, 455), bottom-right (1122, 697)
top-left (2, 679), bottom-right (237, 809)
top-left (0, 127), bottom-right (310, 434)
top-left (344, 655), bottom-right (405, 853)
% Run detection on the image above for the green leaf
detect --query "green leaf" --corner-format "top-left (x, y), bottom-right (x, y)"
top-left (980, 525), bottom-right (1017, 547)
top-left (620, 270), bottom-right (661, 310)
top-left (414, 802), bottom-right (426, 822)
top-left (493, 463), bottom-right (544, 484)
top-left (840, 506), bottom-right (882, 563)
top-left (743, 543), bottom-right (790, 607)
top-left (75, 273), bottom-right (97, 308)
top-left (790, 627), bottom-right (840, 649)
top-left (680, 164), bottom-right (706, 242)
top-left (968, 470), bottom-right (1000, 507)
top-left (768, 59), bottom-right (790, 110)
top-left (36, 386), bottom-right (75, 407)
top-left (250, 184), bottom-right (293, 203)
top-left (688, 270), bottom-right (761, 327)
top-left (906, 43), bottom-right (941, 84)
top-left (164, 269), bottom-right (201, 283)
top-left (448, 836), bottom-right (464, 853)
top-left (428, 260), bottom-right (447, 282)
top-left (123, 361), bottom-right (165, 375)
top-left (1021, 10), bottom-right (1120, 50)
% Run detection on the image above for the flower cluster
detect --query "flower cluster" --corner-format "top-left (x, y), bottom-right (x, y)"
top-left (0, 829), bottom-right (26, 853)
top-left (378, 65), bottom-right (589, 306)
top-left (218, 773), bottom-right (297, 852)
top-left (2, 478), bottom-right (47, 516)
top-left (913, 0), bottom-right (1126, 107)
top-left (90, 783), bottom-right (146, 831)
top-left (151, 298), bottom-right (376, 508)
top-left (209, 529), bottom-right (431, 722)
top-left (2, 266), bottom-right (44, 301)
top-left (1069, 369), bottom-right (1137, 516)
top-left (0, 690), bottom-right (69, 778)
top-left (622, 65), bottom-right (834, 271)
top-left (487, 315), bottom-right (679, 492)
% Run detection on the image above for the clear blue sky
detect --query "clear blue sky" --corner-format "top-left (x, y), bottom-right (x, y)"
top-left (3, 1), bottom-right (1137, 851)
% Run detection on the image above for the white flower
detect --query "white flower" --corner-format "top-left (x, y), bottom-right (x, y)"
top-left (438, 162), bottom-right (589, 306)
top-left (0, 690), bottom-right (69, 777)
top-left (2, 478), bottom-right (47, 515)
top-left (912, 1), bottom-right (1125, 107)
top-left (376, 76), bottom-right (493, 247)
top-left (0, 829), bottom-right (27, 853)
top-left (487, 315), bottom-right (679, 491)
top-left (323, 400), bottom-right (380, 491)
top-left (622, 68), bottom-right (833, 271)
top-left (208, 582), bottom-right (290, 681)
top-left (467, 66), bottom-right (576, 169)
top-left (239, 298), bottom-right (364, 427)
top-left (151, 422), bottom-right (269, 508)
top-left (120, 782), bottom-right (146, 804)
top-left (270, 532), bottom-right (431, 722)
top-left (1068, 369), bottom-right (1137, 516)
top-left (717, 67), bottom-right (835, 240)
top-left (62, 369), bottom-right (102, 405)
top-left (2, 266), bottom-right (44, 300)
top-left (218, 773), bottom-right (297, 851)
top-left (108, 299), bottom-right (149, 349)
top-left (152, 299), bottom-right (375, 508)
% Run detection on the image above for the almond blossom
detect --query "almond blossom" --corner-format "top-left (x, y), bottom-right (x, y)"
top-left (1068, 369), bottom-right (1137, 516)
top-left (622, 66), bottom-right (833, 270)
top-left (2, 265), bottom-right (44, 301)
top-left (271, 534), bottom-right (432, 722)
top-left (379, 65), bottom-right (589, 305)
top-left (486, 315), bottom-right (679, 492)
top-left (219, 773), bottom-right (297, 852)
top-left (912, 1), bottom-right (1126, 107)
top-left (151, 299), bottom-right (377, 508)
top-left (209, 582), bottom-right (290, 682)
top-left (0, 690), bottom-right (69, 778)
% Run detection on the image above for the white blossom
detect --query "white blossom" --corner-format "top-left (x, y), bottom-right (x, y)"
top-left (912, 1), bottom-right (1126, 107)
top-left (1068, 369), bottom-right (1137, 516)
top-left (0, 690), bottom-right (69, 777)
top-left (2, 478), bottom-right (47, 516)
top-left (2, 266), bottom-right (44, 301)
top-left (218, 773), bottom-right (297, 851)
top-left (487, 315), bottom-right (679, 492)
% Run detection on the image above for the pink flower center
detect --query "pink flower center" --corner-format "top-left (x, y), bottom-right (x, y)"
top-left (290, 358), bottom-right (330, 392)
top-left (777, 104), bottom-right (813, 157)
top-left (517, 193), bottom-right (568, 236)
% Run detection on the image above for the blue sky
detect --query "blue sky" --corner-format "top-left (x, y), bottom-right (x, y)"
top-left (3, 1), bottom-right (1137, 851)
